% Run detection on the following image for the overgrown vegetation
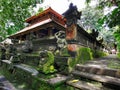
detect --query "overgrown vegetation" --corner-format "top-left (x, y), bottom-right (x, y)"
top-left (108, 60), bottom-right (120, 69)
top-left (38, 51), bottom-right (56, 74)
top-left (117, 52), bottom-right (120, 59)
top-left (68, 47), bottom-right (108, 71)
top-left (69, 47), bottom-right (93, 71)
top-left (92, 50), bottom-right (108, 58)
top-left (77, 47), bottom-right (93, 64)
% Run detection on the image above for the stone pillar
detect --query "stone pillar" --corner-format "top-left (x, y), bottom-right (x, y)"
top-left (48, 27), bottom-right (53, 39)
top-left (63, 3), bottom-right (82, 57)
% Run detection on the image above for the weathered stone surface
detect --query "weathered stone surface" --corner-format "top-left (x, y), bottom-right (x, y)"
top-left (67, 79), bottom-right (100, 90)
top-left (14, 64), bottom-right (39, 76)
top-left (116, 71), bottom-right (120, 78)
top-left (72, 70), bottom-right (120, 86)
top-left (75, 64), bottom-right (119, 78)
top-left (2, 60), bottom-right (12, 64)
top-left (48, 74), bottom-right (70, 86)
top-left (0, 76), bottom-right (16, 90)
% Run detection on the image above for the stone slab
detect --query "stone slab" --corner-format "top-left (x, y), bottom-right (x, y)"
top-left (14, 64), bottom-right (39, 76)
top-left (0, 75), bottom-right (16, 90)
top-left (72, 70), bottom-right (120, 86)
top-left (2, 60), bottom-right (12, 64)
top-left (48, 74), bottom-right (70, 86)
top-left (75, 64), bottom-right (118, 78)
top-left (67, 79), bottom-right (100, 90)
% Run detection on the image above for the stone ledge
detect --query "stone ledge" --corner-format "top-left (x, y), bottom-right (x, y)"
top-left (2, 60), bottom-right (12, 64)
top-left (66, 79), bottom-right (101, 90)
top-left (72, 70), bottom-right (120, 86)
top-left (75, 64), bottom-right (119, 78)
top-left (14, 64), bottom-right (39, 76)
top-left (0, 75), bottom-right (16, 90)
top-left (48, 74), bottom-right (70, 86)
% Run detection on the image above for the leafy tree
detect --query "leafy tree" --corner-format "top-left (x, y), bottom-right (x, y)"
top-left (0, 0), bottom-right (44, 41)
top-left (80, 5), bottom-right (103, 31)
top-left (113, 26), bottom-right (120, 51)
top-left (86, 0), bottom-right (120, 51)
top-left (85, 0), bottom-right (120, 27)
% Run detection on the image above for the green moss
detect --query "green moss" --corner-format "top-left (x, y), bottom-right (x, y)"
top-left (92, 50), bottom-right (108, 58)
top-left (108, 60), bottom-right (120, 69)
top-left (68, 47), bottom-right (93, 71)
top-left (76, 47), bottom-right (93, 64)
top-left (38, 51), bottom-right (56, 74)
top-left (117, 52), bottom-right (120, 59)
top-left (61, 48), bottom-right (70, 56)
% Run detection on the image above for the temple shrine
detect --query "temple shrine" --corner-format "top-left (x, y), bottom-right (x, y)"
top-left (8, 5), bottom-right (102, 53)
top-left (0, 3), bottom-right (106, 90)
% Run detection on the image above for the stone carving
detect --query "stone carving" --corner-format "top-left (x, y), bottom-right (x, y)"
top-left (90, 29), bottom-right (99, 39)
top-left (6, 42), bottom-right (21, 63)
top-left (97, 36), bottom-right (103, 43)
top-left (22, 35), bottom-right (33, 53)
top-left (54, 31), bottom-right (67, 55)
top-left (38, 50), bottom-right (56, 74)
top-left (63, 3), bottom-right (82, 26)
top-left (11, 39), bottom-right (19, 44)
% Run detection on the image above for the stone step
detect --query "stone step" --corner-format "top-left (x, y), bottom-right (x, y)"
top-left (48, 74), bottom-right (71, 86)
top-left (75, 64), bottom-right (120, 78)
top-left (14, 64), bottom-right (39, 76)
top-left (66, 79), bottom-right (101, 90)
top-left (0, 75), bottom-right (16, 90)
top-left (72, 70), bottom-right (120, 87)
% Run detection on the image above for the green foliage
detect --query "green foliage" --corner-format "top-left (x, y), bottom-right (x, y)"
top-left (80, 5), bottom-right (104, 31)
top-left (38, 51), bottom-right (56, 74)
top-left (108, 59), bottom-right (120, 69)
top-left (103, 6), bottom-right (120, 28)
top-left (77, 47), bottom-right (93, 64)
top-left (0, 0), bottom-right (44, 41)
top-left (68, 57), bottom-right (76, 72)
top-left (61, 48), bottom-right (70, 56)
top-left (117, 52), bottom-right (120, 59)
top-left (113, 26), bottom-right (120, 51)
top-left (85, 0), bottom-right (120, 51)
top-left (68, 47), bottom-right (93, 72)
top-left (92, 50), bottom-right (108, 58)
top-left (68, 47), bottom-right (93, 71)
top-left (36, 8), bottom-right (44, 15)
top-left (86, 0), bottom-right (120, 28)
top-left (37, 83), bottom-right (54, 90)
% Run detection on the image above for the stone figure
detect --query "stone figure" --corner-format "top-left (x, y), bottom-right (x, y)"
top-left (22, 35), bottom-right (33, 53)
top-left (54, 31), bottom-right (67, 55)
top-left (63, 3), bottom-right (82, 26)
top-left (6, 41), bottom-right (21, 63)
top-left (38, 50), bottom-right (56, 74)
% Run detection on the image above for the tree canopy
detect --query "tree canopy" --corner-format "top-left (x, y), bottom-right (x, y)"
top-left (85, 0), bottom-right (120, 51)
top-left (0, 0), bottom-right (43, 41)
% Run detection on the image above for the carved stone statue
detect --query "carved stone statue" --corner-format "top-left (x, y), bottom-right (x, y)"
top-left (38, 50), bottom-right (56, 74)
top-left (54, 31), bottom-right (67, 55)
top-left (63, 3), bottom-right (82, 26)
top-left (22, 35), bottom-right (33, 53)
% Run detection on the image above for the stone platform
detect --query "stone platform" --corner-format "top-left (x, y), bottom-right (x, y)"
top-left (0, 75), bottom-right (16, 90)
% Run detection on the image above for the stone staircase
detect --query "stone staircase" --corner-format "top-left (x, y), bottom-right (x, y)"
top-left (66, 64), bottom-right (120, 90)
top-left (0, 75), bottom-right (16, 90)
